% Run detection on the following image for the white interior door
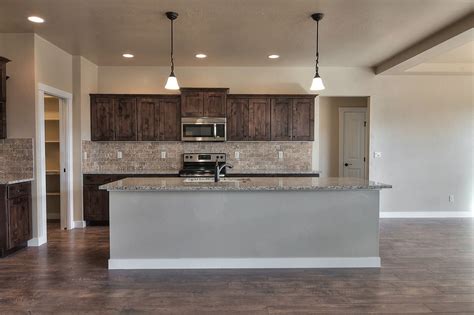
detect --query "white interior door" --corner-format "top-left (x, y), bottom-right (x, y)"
top-left (339, 108), bottom-right (367, 178)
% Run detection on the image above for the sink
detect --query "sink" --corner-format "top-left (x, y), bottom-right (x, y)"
top-left (183, 177), bottom-right (249, 183)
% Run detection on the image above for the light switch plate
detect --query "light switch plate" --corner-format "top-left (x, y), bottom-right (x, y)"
top-left (83, 152), bottom-right (87, 160)
top-left (373, 152), bottom-right (382, 158)
top-left (117, 151), bottom-right (122, 159)
top-left (234, 151), bottom-right (240, 160)
top-left (278, 151), bottom-right (284, 160)
top-left (161, 151), bottom-right (167, 159)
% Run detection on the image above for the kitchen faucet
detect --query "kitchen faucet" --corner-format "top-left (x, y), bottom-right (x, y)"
top-left (214, 162), bottom-right (233, 182)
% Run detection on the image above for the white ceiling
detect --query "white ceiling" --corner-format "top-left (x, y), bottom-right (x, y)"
top-left (429, 41), bottom-right (474, 63)
top-left (0, 0), bottom-right (472, 67)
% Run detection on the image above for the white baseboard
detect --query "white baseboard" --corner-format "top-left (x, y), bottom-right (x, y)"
top-left (27, 236), bottom-right (47, 247)
top-left (380, 211), bottom-right (473, 218)
top-left (73, 220), bottom-right (86, 228)
top-left (108, 257), bottom-right (381, 270)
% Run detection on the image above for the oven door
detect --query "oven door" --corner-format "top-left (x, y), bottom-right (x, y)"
top-left (181, 118), bottom-right (226, 141)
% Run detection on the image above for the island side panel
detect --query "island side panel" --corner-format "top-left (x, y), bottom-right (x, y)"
top-left (109, 190), bottom-right (380, 269)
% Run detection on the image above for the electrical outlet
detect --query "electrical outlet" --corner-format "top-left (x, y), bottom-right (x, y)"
top-left (278, 151), bottom-right (284, 160)
top-left (449, 195), bottom-right (455, 203)
top-left (373, 152), bottom-right (382, 158)
top-left (161, 151), bottom-right (167, 159)
top-left (83, 152), bottom-right (87, 160)
top-left (117, 151), bottom-right (122, 159)
top-left (234, 151), bottom-right (240, 160)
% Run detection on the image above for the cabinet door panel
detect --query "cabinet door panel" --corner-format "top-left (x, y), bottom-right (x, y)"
top-left (0, 62), bottom-right (6, 102)
top-left (204, 92), bottom-right (226, 117)
top-left (7, 196), bottom-right (31, 249)
top-left (114, 97), bottom-right (137, 141)
top-left (83, 185), bottom-right (109, 221)
top-left (158, 98), bottom-right (180, 141)
top-left (226, 98), bottom-right (249, 141)
top-left (137, 98), bottom-right (159, 141)
top-left (271, 98), bottom-right (292, 141)
top-left (292, 99), bottom-right (314, 141)
top-left (0, 101), bottom-right (5, 139)
top-left (91, 96), bottom-right (115, 141)
top-left (181, 92), bottom-right (203, 117)
top-left (249, 98), bottom-right (271, 141)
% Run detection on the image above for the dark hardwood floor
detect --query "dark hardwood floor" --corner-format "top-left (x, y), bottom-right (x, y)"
top-left (0, 219), bottom-right (473, 314)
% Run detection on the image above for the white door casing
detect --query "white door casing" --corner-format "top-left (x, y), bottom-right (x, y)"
top-left (339, 107), bottom-right (367, 179)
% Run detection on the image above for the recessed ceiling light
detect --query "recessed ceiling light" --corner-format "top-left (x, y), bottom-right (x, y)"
top-left (268, 54), bottom-right (280, 59)
top-left (195, 54), bottom-right (207, 59)
top-left (28, 16), bottom-right (45, 23)
top-left (122, 53), bottom-right (134, 58)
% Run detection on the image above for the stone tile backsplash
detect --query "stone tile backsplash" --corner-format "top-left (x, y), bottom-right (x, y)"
top-left (82, 141), bottom-right (312, 174)
top-left (0, 138), bottom-right (34, 177)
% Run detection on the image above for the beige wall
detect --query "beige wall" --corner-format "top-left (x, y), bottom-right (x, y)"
top-left (72, 56), bottom-right (98, 221)
top-left (98, 66), bottom-right (473, 214)
top-left (0, 33), bottom-right (36, 138)
top-left (319, 97), bottom-right (368, 177)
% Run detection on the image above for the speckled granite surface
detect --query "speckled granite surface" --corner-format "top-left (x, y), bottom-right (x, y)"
top-left (0, 175), bottom-right (34, 185)
top-left (84, 170), bottom-right (179, 175)
top-left (101, 177), bottom-right (391, 192)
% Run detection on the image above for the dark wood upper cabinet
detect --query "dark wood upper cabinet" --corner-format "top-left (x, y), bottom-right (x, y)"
top-left (204, 92), bottom-right (227, 117)
top-left (271, 98), bottom-right (292, 141)
top-left (114, 97), bottom-right (137, 141)
top-left (226, 98), bottom-right (249, 141)
top-left (292, 98), bottom-right (314, 141)
top-left (249, 98), bottom-right (271, 141)
top-left (181, 88), bottom-right (228, 117)
top-left (158, 98), bottom-right (180, 141)
top-left (181, 91), bottom-right (204, 117)
top-left (91, 95), bottom-right (115, 141)
top-left (137, 97), bottom-right (159, 141)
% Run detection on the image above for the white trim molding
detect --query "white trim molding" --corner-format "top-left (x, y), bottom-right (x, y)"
top-left (108, 257), bottom-right (381, 270)
top-left (381, 211), bottom-right (473, 218)
top-left (73, 221), bottom-right (86, 228)
top-left (28, 236), bottom-right (47, 247)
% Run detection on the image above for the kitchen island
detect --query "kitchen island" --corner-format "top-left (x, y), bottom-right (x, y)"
top-left (101, 177), bottom-right (391, 270)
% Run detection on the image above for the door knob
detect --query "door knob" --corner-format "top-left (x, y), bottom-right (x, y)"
top-left (344, 163), bottom-right (352, 167)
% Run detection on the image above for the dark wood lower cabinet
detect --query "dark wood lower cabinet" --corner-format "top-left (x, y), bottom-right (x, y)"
top-left (0, 181), bottom-right (32, 258)
top-left (83, 174), bottom-right (177, 225)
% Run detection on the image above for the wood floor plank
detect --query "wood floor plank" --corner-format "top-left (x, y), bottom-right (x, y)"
top-left (0, 218), bottom-right (472, 313)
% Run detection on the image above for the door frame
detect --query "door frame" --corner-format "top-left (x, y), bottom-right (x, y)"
top-left (34, 83), bottom-right (73, 245)
top-left (338, 107), bottom-right (368, 179)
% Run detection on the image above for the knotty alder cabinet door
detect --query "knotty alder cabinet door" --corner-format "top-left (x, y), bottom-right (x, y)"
top-left (292, 98), bottom-right (314, 141)
top-left (137, 97), bottom-right (180, 141)
top-left (271, 98), bottom-right (293, 141)
top-left (226, 98), bottom-right (249, 141)
top-left (90, 95), bottom-right (115, 141)
top-left (248, 98), bottom-right (271, 141)
top-left (114, 97), bottom-right (137, 141)
top-left (0, 57), bottom-right (10, 139)
top-left (181, 88), bottom-right (228, 117)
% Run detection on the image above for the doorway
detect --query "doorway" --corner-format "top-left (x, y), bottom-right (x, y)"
top-left (338, 107), bottom-right (368, 179)
top-left (35, 84), bottom-right (73, 245)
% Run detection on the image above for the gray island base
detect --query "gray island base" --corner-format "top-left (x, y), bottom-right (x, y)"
top-left (101, 177), bottom-right (391, 270)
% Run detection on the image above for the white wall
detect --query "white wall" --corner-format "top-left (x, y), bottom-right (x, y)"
top-left (98, 66), bottom-right (473, 214)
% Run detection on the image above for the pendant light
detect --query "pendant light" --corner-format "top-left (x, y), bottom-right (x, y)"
top-left (310, 13), bottom-right (325, 91)
top-left (165, 11), bottom-right (179, 90)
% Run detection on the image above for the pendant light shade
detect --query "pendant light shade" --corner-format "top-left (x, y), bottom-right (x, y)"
top-left (165, 73), bottom-right (179, 90)
top-left (165, 11), bottom-right (179, 90)
top-left (310, 75), bottom-right (325, 91)
top-left (310, 13), bottom-right (325, 91)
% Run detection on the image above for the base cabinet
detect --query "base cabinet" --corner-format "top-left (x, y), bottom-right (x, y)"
top-left (0, 182), bottom-right (32, 258)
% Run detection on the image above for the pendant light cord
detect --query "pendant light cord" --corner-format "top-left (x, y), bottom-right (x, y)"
top-left (170, 19), bottom-right (175, 74)
top-left (315, 20), bottom-right (320, 76)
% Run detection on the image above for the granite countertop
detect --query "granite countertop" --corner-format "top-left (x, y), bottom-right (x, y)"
top-left (227, 169), bottom-right (321, 175)
top-left (0, 174), bottom-right (34, 185)
top-left (84, 170), bottom-right (180, 175)
top-left (100, 177), bottom-right (391, 192)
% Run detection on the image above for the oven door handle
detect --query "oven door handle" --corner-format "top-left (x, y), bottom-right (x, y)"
top-left (214, 124), bottom-right (217, 138)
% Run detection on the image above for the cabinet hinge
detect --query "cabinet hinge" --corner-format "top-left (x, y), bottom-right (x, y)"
top-left (364, 121), bottom-right (367, 127)
top-left (363, 157), bottom-right (366, 162)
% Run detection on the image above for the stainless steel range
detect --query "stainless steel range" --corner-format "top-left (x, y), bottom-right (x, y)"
top-left (179, 153), bottom-right (228, 177)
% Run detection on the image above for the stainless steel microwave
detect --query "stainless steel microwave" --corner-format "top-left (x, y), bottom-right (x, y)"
top-left (181, 117), bottom-right (226, 142)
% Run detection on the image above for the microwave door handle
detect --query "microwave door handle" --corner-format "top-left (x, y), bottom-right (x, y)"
top-left (214, 124), bottom-right (217, 138)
